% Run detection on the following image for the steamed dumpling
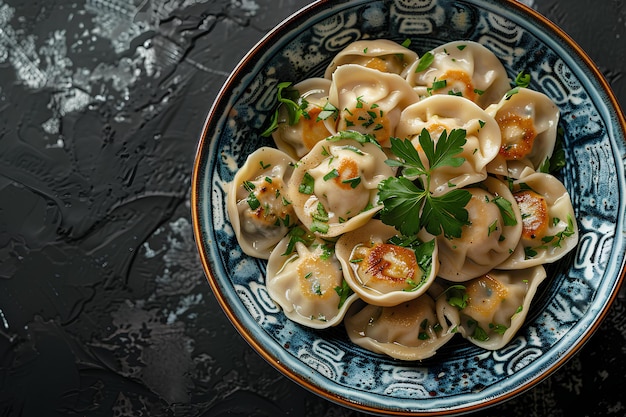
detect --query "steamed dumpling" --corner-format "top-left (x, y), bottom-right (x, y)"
top-left (437, 176), bottom-right (522, 281)
top-left (438, 265), bottom-right (547, 350)
top-left (335, 219), bottom-right (439, 306)
top-left (344, 294), bottom-right (459, 361)
top-left (395, 95), bottom-right (501, 196)
top-left (287, 134), bottom-right (394, 237)
top-left (227, 147), bottom-right (297, 259)
top-left (328, 64), bottom-right (420, 146)
top-left (266, 230), bottom-right (357, 328)
top-left (407, 40), bottom-right (510, 109)
top-left (497, 168), bottom-right (578, 269)
top-left (272, 78), bottom-right (335, 159)
top-left (324, 39), bottom-right (418, 78)
top-left (486, 87), bottom-right (560, 178)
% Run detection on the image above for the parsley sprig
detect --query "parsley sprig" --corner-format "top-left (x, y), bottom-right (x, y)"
top-left (378, 128), bottom-right (471, 238)
top-left (261, 82), bottom-right (309, 137)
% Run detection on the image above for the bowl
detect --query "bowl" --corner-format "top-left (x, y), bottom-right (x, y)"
top-left (191, 0), bottom-right (626, 414)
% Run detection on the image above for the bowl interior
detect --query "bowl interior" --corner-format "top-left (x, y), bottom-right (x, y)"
top-left (192, 0), bottom-right (626, 414)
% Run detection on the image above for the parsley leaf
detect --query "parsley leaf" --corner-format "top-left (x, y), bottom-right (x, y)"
top-left (334, 280), bottom-right (354, 309)
top-left (261, 82), bottom-right (308, 137)
top-left (378, 129), bottom-right (471, 238)
top-left (378, 177), bottom-right (426, 236)
top-left (420, 128), bottom-right (467, 170)
top-left (421, 188), bottom-right (471, 238)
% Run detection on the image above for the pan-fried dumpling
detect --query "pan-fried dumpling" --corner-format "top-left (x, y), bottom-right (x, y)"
top-left (272, 78), bottom-right (335, 159)
top-left (328, 64), bottom-right (420, 146)
top-left (266, 229), bottom-right (358, 329)
top-left (485, 87), bottom-right (560, 178)
top-left (227, 147), bottom-right (297, 259)
top-left (335, 219), bottom-right (438, 306)
top-left (407, 40), bottom-right (510, 109)
top-left (438, 266), bottom-right (547, 350)
top-left (324, 39), bottom-right (418, 79)
top-left (437, 176), bottom-right (522, 281)
top-left (497, 169), bottom-right (578, 269)
top-left (395, 95), bottom-right (501, 196)
top-left (287, 134), bottom-right (394, 237)
top-left (344, 294), bottom-right (459, 361)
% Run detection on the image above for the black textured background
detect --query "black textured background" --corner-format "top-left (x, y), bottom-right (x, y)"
top-left (0, 1), bottom-right (624, 416)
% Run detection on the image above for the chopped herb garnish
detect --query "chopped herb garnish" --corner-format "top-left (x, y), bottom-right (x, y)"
top-left (243, 180), bottom-right (255, 192)
top-left (524, 246), bottom-right (538, 259)
top-left (282, 226), bottom-right (316, 256)
top-left (342, 176), bottom-right (362, 189)
top-left (299, 172), bottom-right (315, 194)
top-left (488, 220), bottom-right (499, 236)
top-left (471, 325), bottom-right (489, 341)
top-left (541, 215), bottom-right (576, 247)
top-left (323, 169), bottom-right (339, 181)
top-left (401, 38), bottom-right (412, 48)
top-left (444, 285), bottom-right (468, 309)
top-left (505, 87), bottom-right (520, 100)
top-left (334, 280), bottom-right (354, 308)
top-left (456, 44), bottom-right (467, 51)
top-left (317, 101), bottom-right (339, 121)
top-left (312, 202), bottom-right (329, 222)
top-left (260, 161), bottom-right (271, 169)
top-left (311, 220), bottom-right (329, 234)
top-left (247, 192), bottom-right (260, 210)
top-left (515, 70), bottom-right (531, 88)
top-left (415, 51), bottom-right (434, 73)
top-left (428, 78), bottom-right (447, 95)
top-left (492, 196), bottom-right (518, 226)
top-left (261, 81), bottom-right (309, 137)
top-left (418, 332), bottom-right (430, 340)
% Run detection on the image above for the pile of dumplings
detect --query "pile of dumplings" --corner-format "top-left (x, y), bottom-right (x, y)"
top-left (227, 39), bottom-right (578, 361)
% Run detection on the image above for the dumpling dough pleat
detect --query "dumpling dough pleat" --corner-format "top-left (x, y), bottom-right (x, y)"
top-left (437, 265), bottom-right (547, 350)
top-left (227, 147), bottom-right (297, 259)
top-left (266, 231), bottom-right (358, 329)
top-left (344, 293), bottom-right (459, 361)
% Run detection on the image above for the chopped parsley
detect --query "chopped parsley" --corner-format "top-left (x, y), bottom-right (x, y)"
top-left (515, 70), bottom-right (531, 88)
top-left (443, 285), bottom-right (468, 309)
top-left (415, 51), bottom-right (434, 73)
top-left (261, 81), bottom-right (309, 137)
top-left (334, 280), bottom-right (354, 309)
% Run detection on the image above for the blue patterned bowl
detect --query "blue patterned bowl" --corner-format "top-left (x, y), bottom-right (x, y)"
top-left (192, 0), bottom-right (626, 414)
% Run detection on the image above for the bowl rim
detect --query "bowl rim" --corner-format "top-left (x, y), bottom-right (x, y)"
top-left (191, 0), bottom-right (626, 415)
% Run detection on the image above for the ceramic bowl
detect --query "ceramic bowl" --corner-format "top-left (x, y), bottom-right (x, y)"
top-left (191, 0), bottom-right (626, 414)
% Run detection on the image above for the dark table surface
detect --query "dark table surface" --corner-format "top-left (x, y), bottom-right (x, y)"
top-left (1, 1), bottom-right (625, 416)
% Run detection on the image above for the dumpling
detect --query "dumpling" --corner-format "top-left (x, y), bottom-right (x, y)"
top-left (328, 64), bottom-right (420, 146)
top-left (437, 176), bottom-right (523, 281)
top-left (485, 87), bottom-right (560, 178)
top-left (227, 147), bottom-right (297, 259)
top-left (437, 266), bottom-right (547, 350)
top-left (265, 229), bottom-right (358, 329)
top-left (395, 95), bottom-right (501, 196)
top-left (407, 40), bottom-right (510, 109)
top-left (324, 39), bottom-right (418, 79)
top-left (335, 219), bottom-right (439, 306)
top-left (272, 78), bottom-right (335, 159)
top-left (497, 169), bottom-right (578, 269)
top-left (287, 134), bottom-right (394, 237)
top-left (344, 294), bottom-right (459, 361)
